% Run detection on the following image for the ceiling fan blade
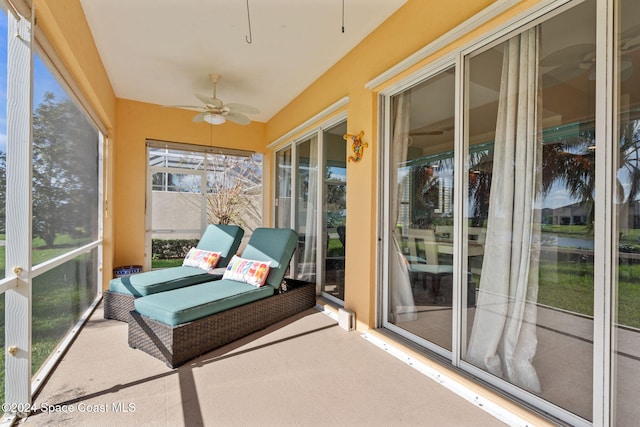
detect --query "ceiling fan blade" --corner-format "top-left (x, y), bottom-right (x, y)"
top-left (622, 23), bottom-right (640, 41)
top-left (225, 112), bottom-right (252, 125)
top-left (410, 130), bottom-right (444, 136)
top-left (621, 35), bottom-right (640, 52)
top-left (195, 94), bottom-right (223, 108)
top-left (542, 64), bottom-right (587, 86)
top-left (164, 104), bottom-right (206, 110)
top-left (225, 103), bottom-right (260, 115)
top-left (192, 112), bottom-right (208, 123)
top-left (620, 60), bottom-right (634, 81)
top-left (541, 43), bottom-right (595, 67)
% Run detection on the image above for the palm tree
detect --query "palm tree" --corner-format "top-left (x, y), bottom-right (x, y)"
top-left (617, 120), bottom-right (640, 204)
top-left (468, 119), bottom-right (640, 233)
top-left (541, 130), bottom-right (596, 228)
top-left (467, 147), bottom-right (493, 227)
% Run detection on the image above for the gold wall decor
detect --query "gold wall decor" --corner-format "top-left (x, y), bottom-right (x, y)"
top-left (344, 131), bottom-right (368, 163)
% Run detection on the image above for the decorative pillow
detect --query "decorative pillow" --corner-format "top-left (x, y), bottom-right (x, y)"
top-left (182, 248), bottom-right (222, 272)
top-left (222, 255), bottom-right (271, 287)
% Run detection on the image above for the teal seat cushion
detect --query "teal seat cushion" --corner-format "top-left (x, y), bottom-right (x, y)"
top-left (134, 279), bottom-right (275, 326)
top-left (109, 266), bottom-right (224, 297)
top-left (108, 224), bottom-right (244, 298)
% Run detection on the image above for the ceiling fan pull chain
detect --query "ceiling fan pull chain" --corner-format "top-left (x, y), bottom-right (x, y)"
top-left (245, 0), bottom-right (253, 44)
top-left (342, 0), bottom-right (345, 33)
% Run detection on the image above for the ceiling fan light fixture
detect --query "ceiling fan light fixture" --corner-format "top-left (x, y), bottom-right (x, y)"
top-left (167, 73), bottom-right (258, 126)
top-left (204, 113), bottom-right (226, 125)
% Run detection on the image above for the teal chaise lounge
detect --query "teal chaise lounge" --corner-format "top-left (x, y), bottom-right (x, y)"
top-left (128, 228), bottom-right (316, 368)
top-left (104, 224), bottom-right (244, 322)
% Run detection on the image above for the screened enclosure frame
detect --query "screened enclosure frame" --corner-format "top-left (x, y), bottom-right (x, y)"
top-left (2, 1), bottom-right (105, 422)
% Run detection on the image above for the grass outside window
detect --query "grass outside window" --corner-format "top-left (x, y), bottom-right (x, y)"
top-left (0, 235), bottom-right (97, 405)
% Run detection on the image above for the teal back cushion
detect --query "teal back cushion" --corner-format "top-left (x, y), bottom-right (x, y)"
top-left (197, 224), bottom-right (244, 268)
top-left (241, 228), bottom-right (298, 289)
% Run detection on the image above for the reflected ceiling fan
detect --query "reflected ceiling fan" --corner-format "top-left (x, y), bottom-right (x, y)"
top-left (541, 24), bottom-right (640, 82)
top-left (410, 130), bottom-right (445, 136)
top-left (407, 127), bottom-right (448, 147)
top-left (169, 73), bottom-right (259, 125)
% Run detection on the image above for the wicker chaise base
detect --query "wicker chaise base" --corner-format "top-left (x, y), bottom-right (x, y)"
top-left (103, 290), bottom-right (135, 322)
top-left (127, 282), bottom-right (317, 368)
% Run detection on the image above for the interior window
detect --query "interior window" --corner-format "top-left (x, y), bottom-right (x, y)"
top-left (147, 144), bottom-right (262, 268)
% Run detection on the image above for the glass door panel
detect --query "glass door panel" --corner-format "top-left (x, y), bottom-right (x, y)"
top-left (463, 1), bottom-right (595, 420)
top-left (275, 148), bottom-right (292, 229)
top-left (387, 68), bottom-right (455, 351)
top-left (613, 0), bottom-right (640, 424)
top-left (295, 137), bottom-right (318, 282)
top-left (322, 122), bottom-right (347, 301)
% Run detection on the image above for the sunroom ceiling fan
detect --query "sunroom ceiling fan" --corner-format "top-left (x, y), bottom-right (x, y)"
top-left (170, 73), bottom-right (260, 125)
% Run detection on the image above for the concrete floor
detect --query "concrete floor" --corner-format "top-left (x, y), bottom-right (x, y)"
top-left (17, 303), bottom-right (551, 427)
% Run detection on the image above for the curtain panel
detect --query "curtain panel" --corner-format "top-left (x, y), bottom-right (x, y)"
top-left (466, 27), bottom-right (543, 393)
top-left (389, 92), bottom-right (417, 322)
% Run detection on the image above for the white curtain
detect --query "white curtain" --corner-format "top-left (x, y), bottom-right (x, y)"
top-left (298, 136), bottom-right (318, 281)
top-left (466, 28), bottom-right (542, 393)
top-left (389, 92), bottom-right (417, 322)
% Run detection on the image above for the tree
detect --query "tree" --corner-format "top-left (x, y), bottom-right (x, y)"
top-left (176, 153), bottom-right (262, 230)
top-left (32, 92), bottom-right (98, 247)
top-left (325, 165), bottom-right (346, 228)
top-left (205, 154), bottom-right (262, 228)
top-left (468, 149), bottom-right (493, 227)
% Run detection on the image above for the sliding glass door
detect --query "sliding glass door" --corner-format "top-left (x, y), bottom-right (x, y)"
top-left (385, 68), bottom-right (455, 352)
top-left (322, 122), bottom-right (347, 300)
top-left (275, 117), bottom-right (347, 302)
top-left (463, 1), bottom-right (596, 420)
top-left (295, 136), bottom-right (318, 283)
top-left (379, 0), bottom-right (640, 423)
top-left (275, 148), bottom-right (292, 230)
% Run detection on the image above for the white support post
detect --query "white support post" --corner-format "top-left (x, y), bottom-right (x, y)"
top-left (4, 12), bottom-right (33, 416)
top-left (593, 0), bottom-right (615, 425)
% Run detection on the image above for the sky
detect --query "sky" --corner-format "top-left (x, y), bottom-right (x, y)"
top-left (0, 10), bottom-right (69, 154)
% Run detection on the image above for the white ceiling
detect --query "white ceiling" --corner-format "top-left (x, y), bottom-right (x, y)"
top-left (80, 0), bottom-right (407, 123)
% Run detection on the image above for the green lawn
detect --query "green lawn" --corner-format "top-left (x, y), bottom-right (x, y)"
top-left (0, 233), bottom-right (94, 277)
top-left (541, 224), bottom-right (592, 235)
top-left (538, 261), bottom-right (595, 316)
top-left (0, 240), bottom-right (96, 406)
